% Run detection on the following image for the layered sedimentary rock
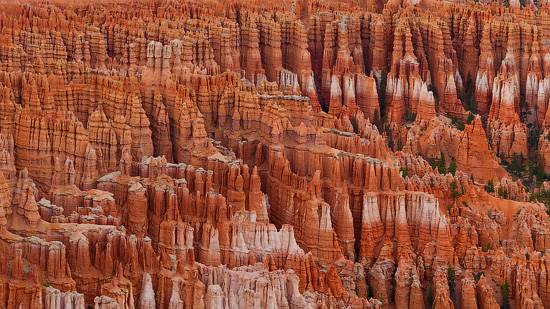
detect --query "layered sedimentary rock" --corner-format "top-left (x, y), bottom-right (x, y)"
top-left (487, 48), bottom-right (529, 160)
top-left (1, 1), bottom-right (550, 309)
top-left (406, 114), bottom-right (507, 182)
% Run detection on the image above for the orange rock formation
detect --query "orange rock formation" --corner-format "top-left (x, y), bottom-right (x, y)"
top-left (0, 0), bottom-right (549, 308)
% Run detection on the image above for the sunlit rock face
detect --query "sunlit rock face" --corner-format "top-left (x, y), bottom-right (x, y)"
top-left (0, 0), bottom-right (549, 308)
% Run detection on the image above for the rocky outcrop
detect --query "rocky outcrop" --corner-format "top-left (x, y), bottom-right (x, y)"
top-left (487, 47), bottom-right (528, 159)
top-left (461, 271), bottom-right (478, 309)
top-left (0, 1), bottom-right (549, 309)
top-left (476, 275), bottom-right (499, 309)
top-left (407, 114), bottom-right (507, 183)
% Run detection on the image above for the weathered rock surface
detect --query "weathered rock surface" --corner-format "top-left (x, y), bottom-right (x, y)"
top-left (0, 1), bottom-right (549, 309)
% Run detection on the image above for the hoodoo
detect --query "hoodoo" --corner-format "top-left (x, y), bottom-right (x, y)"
top-left (0, 0), bottom-right (549, 308)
